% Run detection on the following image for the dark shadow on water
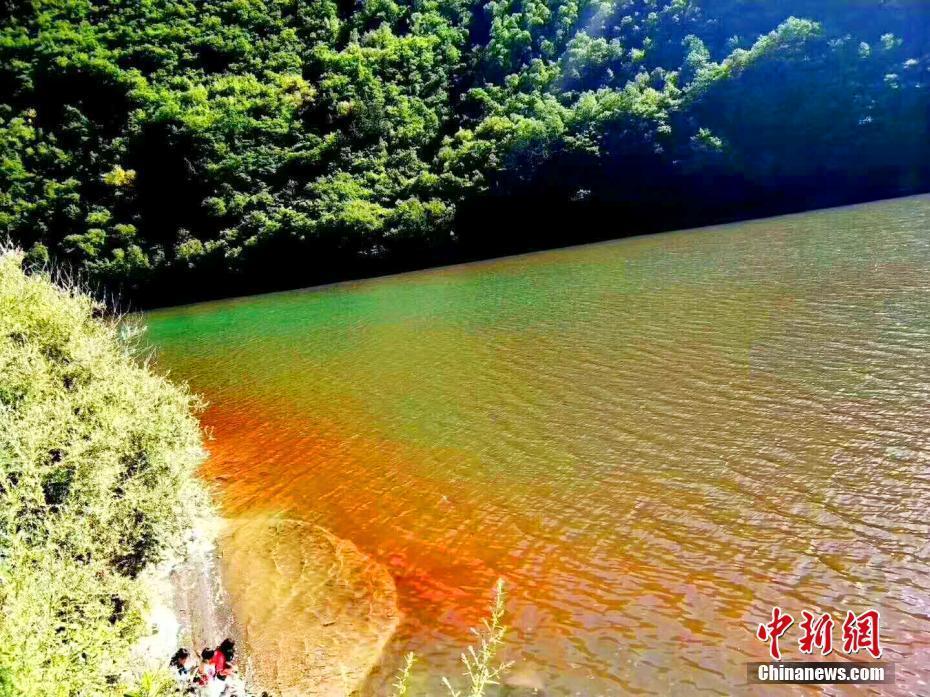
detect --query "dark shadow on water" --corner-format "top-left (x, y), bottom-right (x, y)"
top-left (135, 178), bottom-right (930, 311)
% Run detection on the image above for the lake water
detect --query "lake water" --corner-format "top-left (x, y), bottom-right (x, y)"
top-left (147, 196), bottom-right (930, 695)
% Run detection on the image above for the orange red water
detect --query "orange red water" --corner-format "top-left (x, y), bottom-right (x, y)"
top-left (148, 197), bottom-right (930, 694)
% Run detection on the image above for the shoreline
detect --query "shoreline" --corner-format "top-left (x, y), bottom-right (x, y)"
top-left (130, 515), bottom-right (243, 690)
top-left (143, 192), bottom-right (930, 314)
top-left (170, 518), bottom-right (239, 665)
top-left (131, 514), bottom-right (402, 696)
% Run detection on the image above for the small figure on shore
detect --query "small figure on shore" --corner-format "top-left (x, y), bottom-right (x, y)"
top-left (212, 638), bottom-right (237, 680)
top-left (194, 648), bottom-right (220, 695)
top-left (171, 639), bottom-right (242, 696)
top-left (169, 648), bottom-right (195, 692)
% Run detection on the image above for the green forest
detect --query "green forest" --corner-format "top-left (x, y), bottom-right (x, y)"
top-left (2, 0), bottom-right (928, 305)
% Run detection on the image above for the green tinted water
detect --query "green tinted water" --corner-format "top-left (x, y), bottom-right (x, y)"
top-left (148, 196), bottom-right (930, 695)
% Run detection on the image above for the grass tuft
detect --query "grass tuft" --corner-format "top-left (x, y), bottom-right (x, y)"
top-left (442, 578), bottom-right (513, 697)
top-left (391, 652), bottom-right (417, 697)
top-left (391, 579), bottom-right (512, 697)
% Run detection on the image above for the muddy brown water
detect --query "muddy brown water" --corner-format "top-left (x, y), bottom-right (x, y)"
top-left (148, 196), bottom-right (930, 695)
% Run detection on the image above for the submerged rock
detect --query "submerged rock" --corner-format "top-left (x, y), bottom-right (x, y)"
top-left (219, 517), bottom-right (400, 696)
top-left (502, 665), bottom-right (547, 695)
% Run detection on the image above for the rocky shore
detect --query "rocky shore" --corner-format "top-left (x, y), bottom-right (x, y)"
top-left (130, 516), bottom-right (241, 688)
top-left (130, 514), bottom-right (400, 697)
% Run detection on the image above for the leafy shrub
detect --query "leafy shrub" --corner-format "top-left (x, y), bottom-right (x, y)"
top-left (0, 248), bottom-right (207, 696)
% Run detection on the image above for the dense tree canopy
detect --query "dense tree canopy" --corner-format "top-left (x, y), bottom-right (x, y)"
top-left (1, 0), bottom-right (928, 304)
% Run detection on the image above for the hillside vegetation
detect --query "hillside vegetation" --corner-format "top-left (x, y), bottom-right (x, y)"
top-left (2, 0), bottom-right (929, 303)
top-left (0, 249), bottom-right (206, 695)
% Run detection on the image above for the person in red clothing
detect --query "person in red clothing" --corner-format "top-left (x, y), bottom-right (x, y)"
top-left (209, 646), bottom-right (226, 677)
top-left (211, 638), bottom-right (236, 680)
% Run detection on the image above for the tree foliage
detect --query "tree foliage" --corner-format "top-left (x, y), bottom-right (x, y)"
top-left (1, 0), bottom-right (928, 303)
